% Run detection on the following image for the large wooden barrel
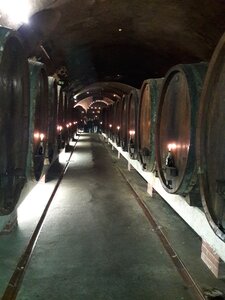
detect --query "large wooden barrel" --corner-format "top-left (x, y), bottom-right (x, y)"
top-left (127, 89), bottom-right (140, 159)
top-left (58, 87), bottom-right (65, 127)
top-left (57, 87), bottom-right (66, 149)
top-left (112, 99), bottom-right (123, 146)
top-left (0, 28), bottom-right (30, 214)
top-left (138, 80), bottom-right (162, 168)
top-left (155, 63), bottom-right (207, 201)
top-left (64, 93), bottom-right (70, 125)
top-left (120, 95), bottom-right (128, 151)
top-left (196, 33), bottom-right (225, 241)
top-left (102, 105), bottom-right (112, 135)
top-left (107, 104), bottom-right (114, 140)
top-left (47, 77), bottom-right (58, 163)
top-left (101, 107), bottom-right (108, 134)
top-left (63, 94), bottom-right (74, 148)
top-left (28, 61), bottom-right (48, 181)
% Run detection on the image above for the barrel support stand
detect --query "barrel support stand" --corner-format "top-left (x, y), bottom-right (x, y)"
top-left (201, 240), bottom-right (225, 278)
top-left (147, 173), bottom-right (156, 197)
top-left (184, 191), bottom-right (202, 207)
top-left (0, 210), bottom-right (18, 234)
top-left (128, 161), bottom-right (132, 171)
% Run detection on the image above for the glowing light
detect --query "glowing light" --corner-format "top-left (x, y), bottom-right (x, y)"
top-left (57, 125), bottom-right (63, 131)
top-left (0, 0), bottom-right (31, 25)
top-left (167, 143), bottom-right (177, 151)
top-left (40, 133), bottom-right (45, 141)
top-left (129, 130), bottom-right (135, 136)
top-left (109, 124), bottom-right (112, 128)
top-left (168, 143), bottom-right (189, 151)
top-left (118, 28), bottom-right (122, 32)
top-left (117, 126), bottom-right (120, 130)
top-left (33, 132), bottom-right (45, 141)
top-left (100, 122), bottom-right (102, 125)
top-left (33, 132), bottom-right (40, 140)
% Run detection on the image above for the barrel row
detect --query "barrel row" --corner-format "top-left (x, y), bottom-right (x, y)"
top-left (101, 78), bottom-right (163, 172)
top-left (0, 27), bottom-right (76, 215)
top-left (101, 32), bottom-right (225, 242)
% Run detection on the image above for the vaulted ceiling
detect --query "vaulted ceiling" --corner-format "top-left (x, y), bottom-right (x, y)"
top-left (1, 0), bottom-right (225, 94)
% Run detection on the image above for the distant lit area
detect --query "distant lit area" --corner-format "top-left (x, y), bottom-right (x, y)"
top-left (0, 0), bottom-right (31, 25)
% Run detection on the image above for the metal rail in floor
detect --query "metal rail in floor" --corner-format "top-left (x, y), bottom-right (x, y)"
top-left (0, 133), bottom-right (224, 299)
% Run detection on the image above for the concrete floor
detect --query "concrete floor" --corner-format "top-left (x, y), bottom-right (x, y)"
top-left (0, 133), bottom-right (225, 299)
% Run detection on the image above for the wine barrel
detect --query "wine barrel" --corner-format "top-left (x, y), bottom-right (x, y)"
top-left (120, 95), bottom-right (128, 151)
top-left (101, 107), bottom-right (108, 134)
top-left (28, 60), bottom-right (48, 181)
top-left (112, 99), bottom-right (123, 146)
top-left (138, 80), bottom-right (162, 167)
top-left (102, 105), bottom-right (111, 134)
top-left (58, 87), bottom-right (65, 127)
top-left (127, 89), bottom-right (140, 159)
top-left (64, 94), bottom-right (74, 149)
top-left (0, 28), bottom-right (30, 214)
top-left (47, 77), bottom-right (58, 163)
top-left (107, 104), bottom-right (114, 140)
top-left (64, 93), bottom-right (70, 127)
top-left (196, 33), bottom-right (225, 241)
top-left (57, 87), bottom-right (66, 149)
top-left (155, 63), bottom-right (207, 200)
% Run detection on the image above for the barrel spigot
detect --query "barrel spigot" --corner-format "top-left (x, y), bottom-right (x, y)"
top-left (165, 150), bottom-right (175, 167)
top-left (165, 149), bottom-right (178, 178)
top-left (129, 138), bottom-right (135, 158)
top-left (128, 130), bottom-right (135, 158)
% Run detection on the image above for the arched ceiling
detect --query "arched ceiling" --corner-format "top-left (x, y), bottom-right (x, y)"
top-left (1, 0), bottom-right (225, 91)
top-left (74, 96), bottom-right (113, 111)
top-left (74, 81), bottom-right (133, 100)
